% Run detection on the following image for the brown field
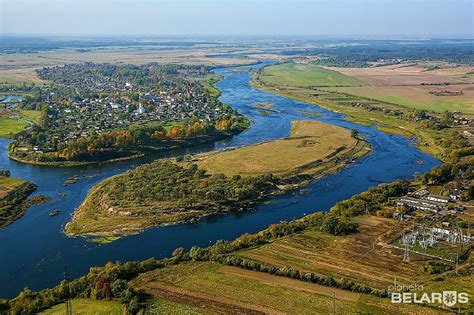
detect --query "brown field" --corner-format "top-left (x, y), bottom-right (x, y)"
top-left (0, 48), bottom-right (256, 70)
top-left (187, 120), bottom-right (369, 177)
top-left (325, 63), bottom-right (474, 114)
top-left (0, 47), bottom-right (257, 84)
top-left (238, 216), bottom-right (433, 290)
top-left (0, 67), bottom-right (48, 84)
top-left (326, 84), bottom-right (474, 114)
top-left (131, 261), bottom-right (446, 314)
top-left (329, 63), bottom-right (474, 86)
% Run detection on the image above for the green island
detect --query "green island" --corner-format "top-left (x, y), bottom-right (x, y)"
top-left (4, 63), bottom-right (249, 166)
top-left (0, 172), bottom-right (37, 228)
top-left (65, 120), bottom-right (370, 237)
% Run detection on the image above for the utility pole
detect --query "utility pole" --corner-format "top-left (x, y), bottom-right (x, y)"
top-left (63, 266), bottom-right (72, 315)
top-left (456, 253), bottom-right (459, 275)
top-left (332, 291), bottom-right (336, 315)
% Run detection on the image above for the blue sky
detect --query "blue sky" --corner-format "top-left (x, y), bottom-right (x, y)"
top-left (1, 0), bottom-right (472, 37)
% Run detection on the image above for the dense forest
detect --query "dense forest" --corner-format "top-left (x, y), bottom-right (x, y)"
top-left (290, 40), bottom-right (474, 67)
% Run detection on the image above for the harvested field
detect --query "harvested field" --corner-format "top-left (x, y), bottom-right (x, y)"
top-left (0, 67), bottom-right (48, 84)
top-left (325, 64), bottom-right (474, 114)
top-left (0, 48), bottom-right (256, 70)
top-left (329, 64), bottom-right (474, 86)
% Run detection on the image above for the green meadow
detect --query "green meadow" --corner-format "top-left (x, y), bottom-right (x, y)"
top-left (259, 63), bottom-right (364, 87)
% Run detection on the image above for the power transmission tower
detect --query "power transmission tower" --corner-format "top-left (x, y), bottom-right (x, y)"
top-left (63, 266), bottom-right (72, 315)
top-left (403, 233), bottom-right (410, 263)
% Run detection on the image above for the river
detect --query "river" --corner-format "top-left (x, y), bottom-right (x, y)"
top-left (0, 63), bottom-right (440, 298)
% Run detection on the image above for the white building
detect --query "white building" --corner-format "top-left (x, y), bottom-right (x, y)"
top-left (138, 103), bottom-right (146, 114)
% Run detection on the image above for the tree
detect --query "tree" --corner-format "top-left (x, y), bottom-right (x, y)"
top-left (111, 279), bottom-right (128, 298)
top-left (322, 215), bottom-right (358, 235)
top-left (351, 129), bottom-right (359, 139)
top-left (0, 169), bottom-right (10, 177)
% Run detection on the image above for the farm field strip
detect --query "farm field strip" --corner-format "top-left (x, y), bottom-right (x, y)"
top-left (131, 261), bottom-right (448, 314)
top-left (238, 216), bottom-right (431, 289)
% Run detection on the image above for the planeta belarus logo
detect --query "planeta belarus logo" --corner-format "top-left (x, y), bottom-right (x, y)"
top-left (442, 291), bottom-right (457, 307)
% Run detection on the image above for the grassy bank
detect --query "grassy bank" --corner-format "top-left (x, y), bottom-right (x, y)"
top-left (40, 299), bottom-right (124, 315)
top-left (186, 120), bottom-right (369, 177)
top-left (8, 129), bottom-right (236, 167)
top-left (0, 176), bottom-right (37, 228)
top-left (65, 120), bottom-right (370, 238)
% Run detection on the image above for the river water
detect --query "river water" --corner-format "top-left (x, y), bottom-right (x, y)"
top-left (0, 63), bottom-right (439, 298)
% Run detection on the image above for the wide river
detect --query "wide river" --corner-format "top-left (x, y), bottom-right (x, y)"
top-left (0, 63), bottom-right (439, 298)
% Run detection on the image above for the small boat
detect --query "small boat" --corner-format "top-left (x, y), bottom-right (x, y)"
top-left (49, 209), bottom-right (60, 217)
top-left (416, 160), bottom-right (425, 165)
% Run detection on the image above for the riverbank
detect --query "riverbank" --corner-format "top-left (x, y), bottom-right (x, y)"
top-left (252, 63), bottom-right (457, 160)
top-left (65, 120), bottom-right (371, 238)
top-left (0, 176), bottom-right (37, 228)
top-left (7, 130), bottom-right (241, 167)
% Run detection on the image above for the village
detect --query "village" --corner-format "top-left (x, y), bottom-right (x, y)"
top-left (12, 63), bottom-right (236, 153)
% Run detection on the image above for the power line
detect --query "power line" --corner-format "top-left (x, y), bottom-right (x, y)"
top-left (63, 266), bottom-right (72, 315)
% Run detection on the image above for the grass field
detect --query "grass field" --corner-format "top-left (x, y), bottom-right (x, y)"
top-left (238, 216), bottom-right (431, 290)
top-left (0, 108), bottom-right (42, 138)
top-left (40, 299), bottom-right (124, 314)
top-left (186, 120), bottom-right (370, 177)
top-left (17, 109), bottom-right (42, 123)
top-left (147, 297), bottom-right (210, 314)
top-left (0, 118), bottom-right (28, 138)
top-left (259, 63), bottom-right (364, 87)
top-left (202, 74), bottom-right (222, 98)
top-left (0, 48), bottom-right (255, 71)
top-left (0, 177), bottom-right (27, 195)
top-left (131, 261), bottom-right (447, 314)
